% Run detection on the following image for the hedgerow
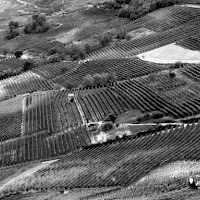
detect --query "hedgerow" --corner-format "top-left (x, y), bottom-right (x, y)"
top-left (81, 72), bottom-right (118, 87)
top-left (118, 0), bottom-right (180, 20)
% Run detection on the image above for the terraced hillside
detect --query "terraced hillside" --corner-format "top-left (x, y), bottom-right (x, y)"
top-left (1, 123), bottom-right (200, 196)
top-left (1, 1), bottom-right (200, 200)
top-left (52, 58), bottom-right (168, 87)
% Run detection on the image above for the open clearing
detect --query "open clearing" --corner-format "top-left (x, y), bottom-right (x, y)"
top-left (127, 28), bottom-right (155, 40)
top-left (138, 43), bottom-right (200, 63)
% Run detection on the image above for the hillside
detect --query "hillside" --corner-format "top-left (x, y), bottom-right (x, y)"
top-left (1, 0), bottom-right (200, 199)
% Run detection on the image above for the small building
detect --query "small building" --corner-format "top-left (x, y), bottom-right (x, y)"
top-left (68, 93), bottom-right (74, 102)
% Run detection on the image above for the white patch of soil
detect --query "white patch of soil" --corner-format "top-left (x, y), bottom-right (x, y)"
top-left (138, 43), bottom-right (200, 63)
top-left (128, 28), bottom-right (155, 40)
top-left (55, 28), bottom-right (79, 44)
top-left (181, 4), bottom-right (200, 8)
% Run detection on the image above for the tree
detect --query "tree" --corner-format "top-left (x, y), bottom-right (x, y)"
top-left (14, 51), bottom-right (23, 58)
top-left (82, 74), bottom-right (94, 87)
top-left (173, 61), bottom-right (184, 69)
top-left (9, 21), bottom-right (19, 29)
top-left (24, 24), bottom-right (32, 34)
top-left (93, 73), bottom-right (102, 86)
top-left (101, 121), bottom-right (113, 132)
top-left (24, 14), bottom-right (49, 34)
top-left (169, 70), bottom-right (176, 78)
top-left (64, 81), bottom-right (73, 89)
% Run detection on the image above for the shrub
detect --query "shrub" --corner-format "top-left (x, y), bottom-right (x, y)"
top-left (173, 61), bottom-right (184, 69)
top-left (5, 29), bottom-right (19, 40)
top-left (101, 121), bottom-right (113, 132)
top-left (149, 111), bottom-right (164, 119)
top-left (23, 59), bottom-right (34, 71)
top-left (169, 70), bottom-right (176, 78)
top-left (116, 27), bottom-right (127, 39)
top-left (64, 81), bottom-right (74, 89)
top-left (98, 32), bottom-right (112, 47)
top-left (118, 8), bottom-right (131, 18)
top-left (82, 74), bottom-right (94, 87)
top-left (104, 113), bottom-right (117, 123)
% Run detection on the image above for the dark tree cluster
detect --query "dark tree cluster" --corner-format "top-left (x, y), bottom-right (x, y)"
top-left (5, 21), bottom-right (20, 40)
top-left (24, 14), bottom-right (49, 34)
top-left (81, 72), bottom-right (118, 87)
top-left (99, 0), bottom-right (132, 10)
top-left (118, 0), bottom-right (180, 20)
top-left (169, 61), bottom-right (184, 69)
top-left (63, 32), bottom-right (113, 61)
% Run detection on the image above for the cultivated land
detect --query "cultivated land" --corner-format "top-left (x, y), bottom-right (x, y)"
top-left (1, 0), bottom-right (200, 199)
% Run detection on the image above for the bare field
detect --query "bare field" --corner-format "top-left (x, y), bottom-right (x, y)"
top-left (138, 43), bottom-right (200, 63)
top-left (127, 28), bottom-right (155, 40)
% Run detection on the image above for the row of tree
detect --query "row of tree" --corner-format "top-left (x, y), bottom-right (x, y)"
top-left (81, 72), bottom-right (118, 87)
top-left (118, 0), bottom-right (180, 20)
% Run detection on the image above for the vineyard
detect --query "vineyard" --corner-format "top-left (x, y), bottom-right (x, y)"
top-left (1, 2), bottom-right (200, 200)
top-left (86, 16), bottom-right (200, 60)
top-left (53, 58), bottom-right (168, 87)
top-left (1, 123), bottom-right (200, 196)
